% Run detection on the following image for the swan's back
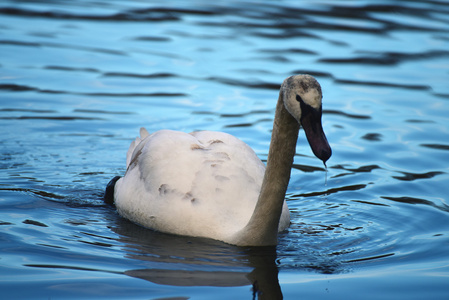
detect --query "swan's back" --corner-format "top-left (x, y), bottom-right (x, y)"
top-left (114, 129), bottom-right (290, 242)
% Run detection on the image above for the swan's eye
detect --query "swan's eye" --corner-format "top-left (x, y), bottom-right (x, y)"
top-left (296, 95), bottom-right (303, 102)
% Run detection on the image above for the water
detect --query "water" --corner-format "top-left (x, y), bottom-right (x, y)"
top-left (1, 0), bottom-right (449, 299)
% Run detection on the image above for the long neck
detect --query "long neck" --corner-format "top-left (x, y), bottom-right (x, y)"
top-left (233, 91), bottom-right (300, 246)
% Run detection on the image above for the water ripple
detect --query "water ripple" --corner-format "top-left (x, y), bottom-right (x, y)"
top-left (392, 171), bottom-right (444, 181)
top-left (1, 116), bottom-right (105, 121)
top-left (293, 184), bottom-right (368, 198)
top-left (0, 83), bottom-right (187, 97)
top-left (102, 72), bottom-right (177, 79)
top-left (320, 50), bottom-right (449, 66)
top-left (324, 109), bottom-right (371, 120)
top-left (0, 7), bottom-right (180, 22)
top-left (382, 196), bottom-right (449, 213)
top-left (23, 219), bottom-right (49, 227)
top-left (207, 76), bottom-right (280, 90)
top-left (0, 39), bottom-right (127, 56)
top-left (334, 78), bottom-right (431, 91)
top-left (44, 65), bottom-right (101, 73)
top-left (420, 143), bottom-right (449, 151)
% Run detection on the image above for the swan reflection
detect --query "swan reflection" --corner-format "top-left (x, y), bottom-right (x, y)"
top-left (111, 218), bottom-right (283, 299)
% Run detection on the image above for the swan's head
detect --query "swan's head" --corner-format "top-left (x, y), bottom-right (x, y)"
top-left (282, 74), bottom-right (332, 164)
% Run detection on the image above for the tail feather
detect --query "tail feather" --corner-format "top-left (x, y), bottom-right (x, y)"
top-left (104, 176), bottom-right (121, 206)
top-left (140, 127), bottom-right (150, 139)
top-left (126, 127), bottom-right (150, 168)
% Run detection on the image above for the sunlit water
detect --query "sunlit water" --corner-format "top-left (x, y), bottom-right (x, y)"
top-left (1, 0), bottom-right (449, 299)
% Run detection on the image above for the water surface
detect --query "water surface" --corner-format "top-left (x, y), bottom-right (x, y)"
top-left (1, 0), bottom-right (449, 299)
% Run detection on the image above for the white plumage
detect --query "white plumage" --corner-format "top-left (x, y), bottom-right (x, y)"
top-left (115, 128), bottom-right (290, 242)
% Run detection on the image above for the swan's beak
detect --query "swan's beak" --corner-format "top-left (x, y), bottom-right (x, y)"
top-left (300, 105), bottom-right (332, 165)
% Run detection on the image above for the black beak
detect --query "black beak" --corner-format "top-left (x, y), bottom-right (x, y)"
top-left (298, 98), bottom-right (332, 165)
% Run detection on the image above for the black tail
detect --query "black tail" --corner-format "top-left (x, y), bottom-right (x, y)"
top-left (104, 176), bottom-right (121, 206)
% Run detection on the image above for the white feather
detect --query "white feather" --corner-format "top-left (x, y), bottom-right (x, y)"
top-left (115, 129), bottom-right (289, 242)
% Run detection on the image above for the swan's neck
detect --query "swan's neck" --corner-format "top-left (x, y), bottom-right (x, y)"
top-left (233, 91), bottom-right (299, 246)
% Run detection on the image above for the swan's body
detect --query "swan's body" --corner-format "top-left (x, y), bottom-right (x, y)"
top-left (106, 75), bottom-right (331, 246)
top-left (114, 129), bottom-right (290, 242)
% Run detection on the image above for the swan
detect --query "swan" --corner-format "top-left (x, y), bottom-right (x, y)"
top-left (104, 75), bottom-right (331, 246)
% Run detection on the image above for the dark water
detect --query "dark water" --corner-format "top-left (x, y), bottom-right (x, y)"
top-left (1, 0), bottom-right (449, 299)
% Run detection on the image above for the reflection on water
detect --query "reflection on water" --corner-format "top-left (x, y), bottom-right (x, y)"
top-left (112, 219), bottom-right (283, 299)
top-left (1, 0), bottom-right (449, 299)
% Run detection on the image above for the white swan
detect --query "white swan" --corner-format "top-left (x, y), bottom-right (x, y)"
top-left (105, 75), bottom-right (331, 246)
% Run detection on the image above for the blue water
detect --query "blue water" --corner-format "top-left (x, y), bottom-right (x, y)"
top-left (1, 0), bottom-right (449, 299)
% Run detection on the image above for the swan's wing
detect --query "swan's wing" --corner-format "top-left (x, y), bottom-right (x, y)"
top-left (115, 130), bottom-right (268, 240)
top-left (126, 127), bottom-right (150, 168)
top-left (190, 131), bottom-right (291, 233)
